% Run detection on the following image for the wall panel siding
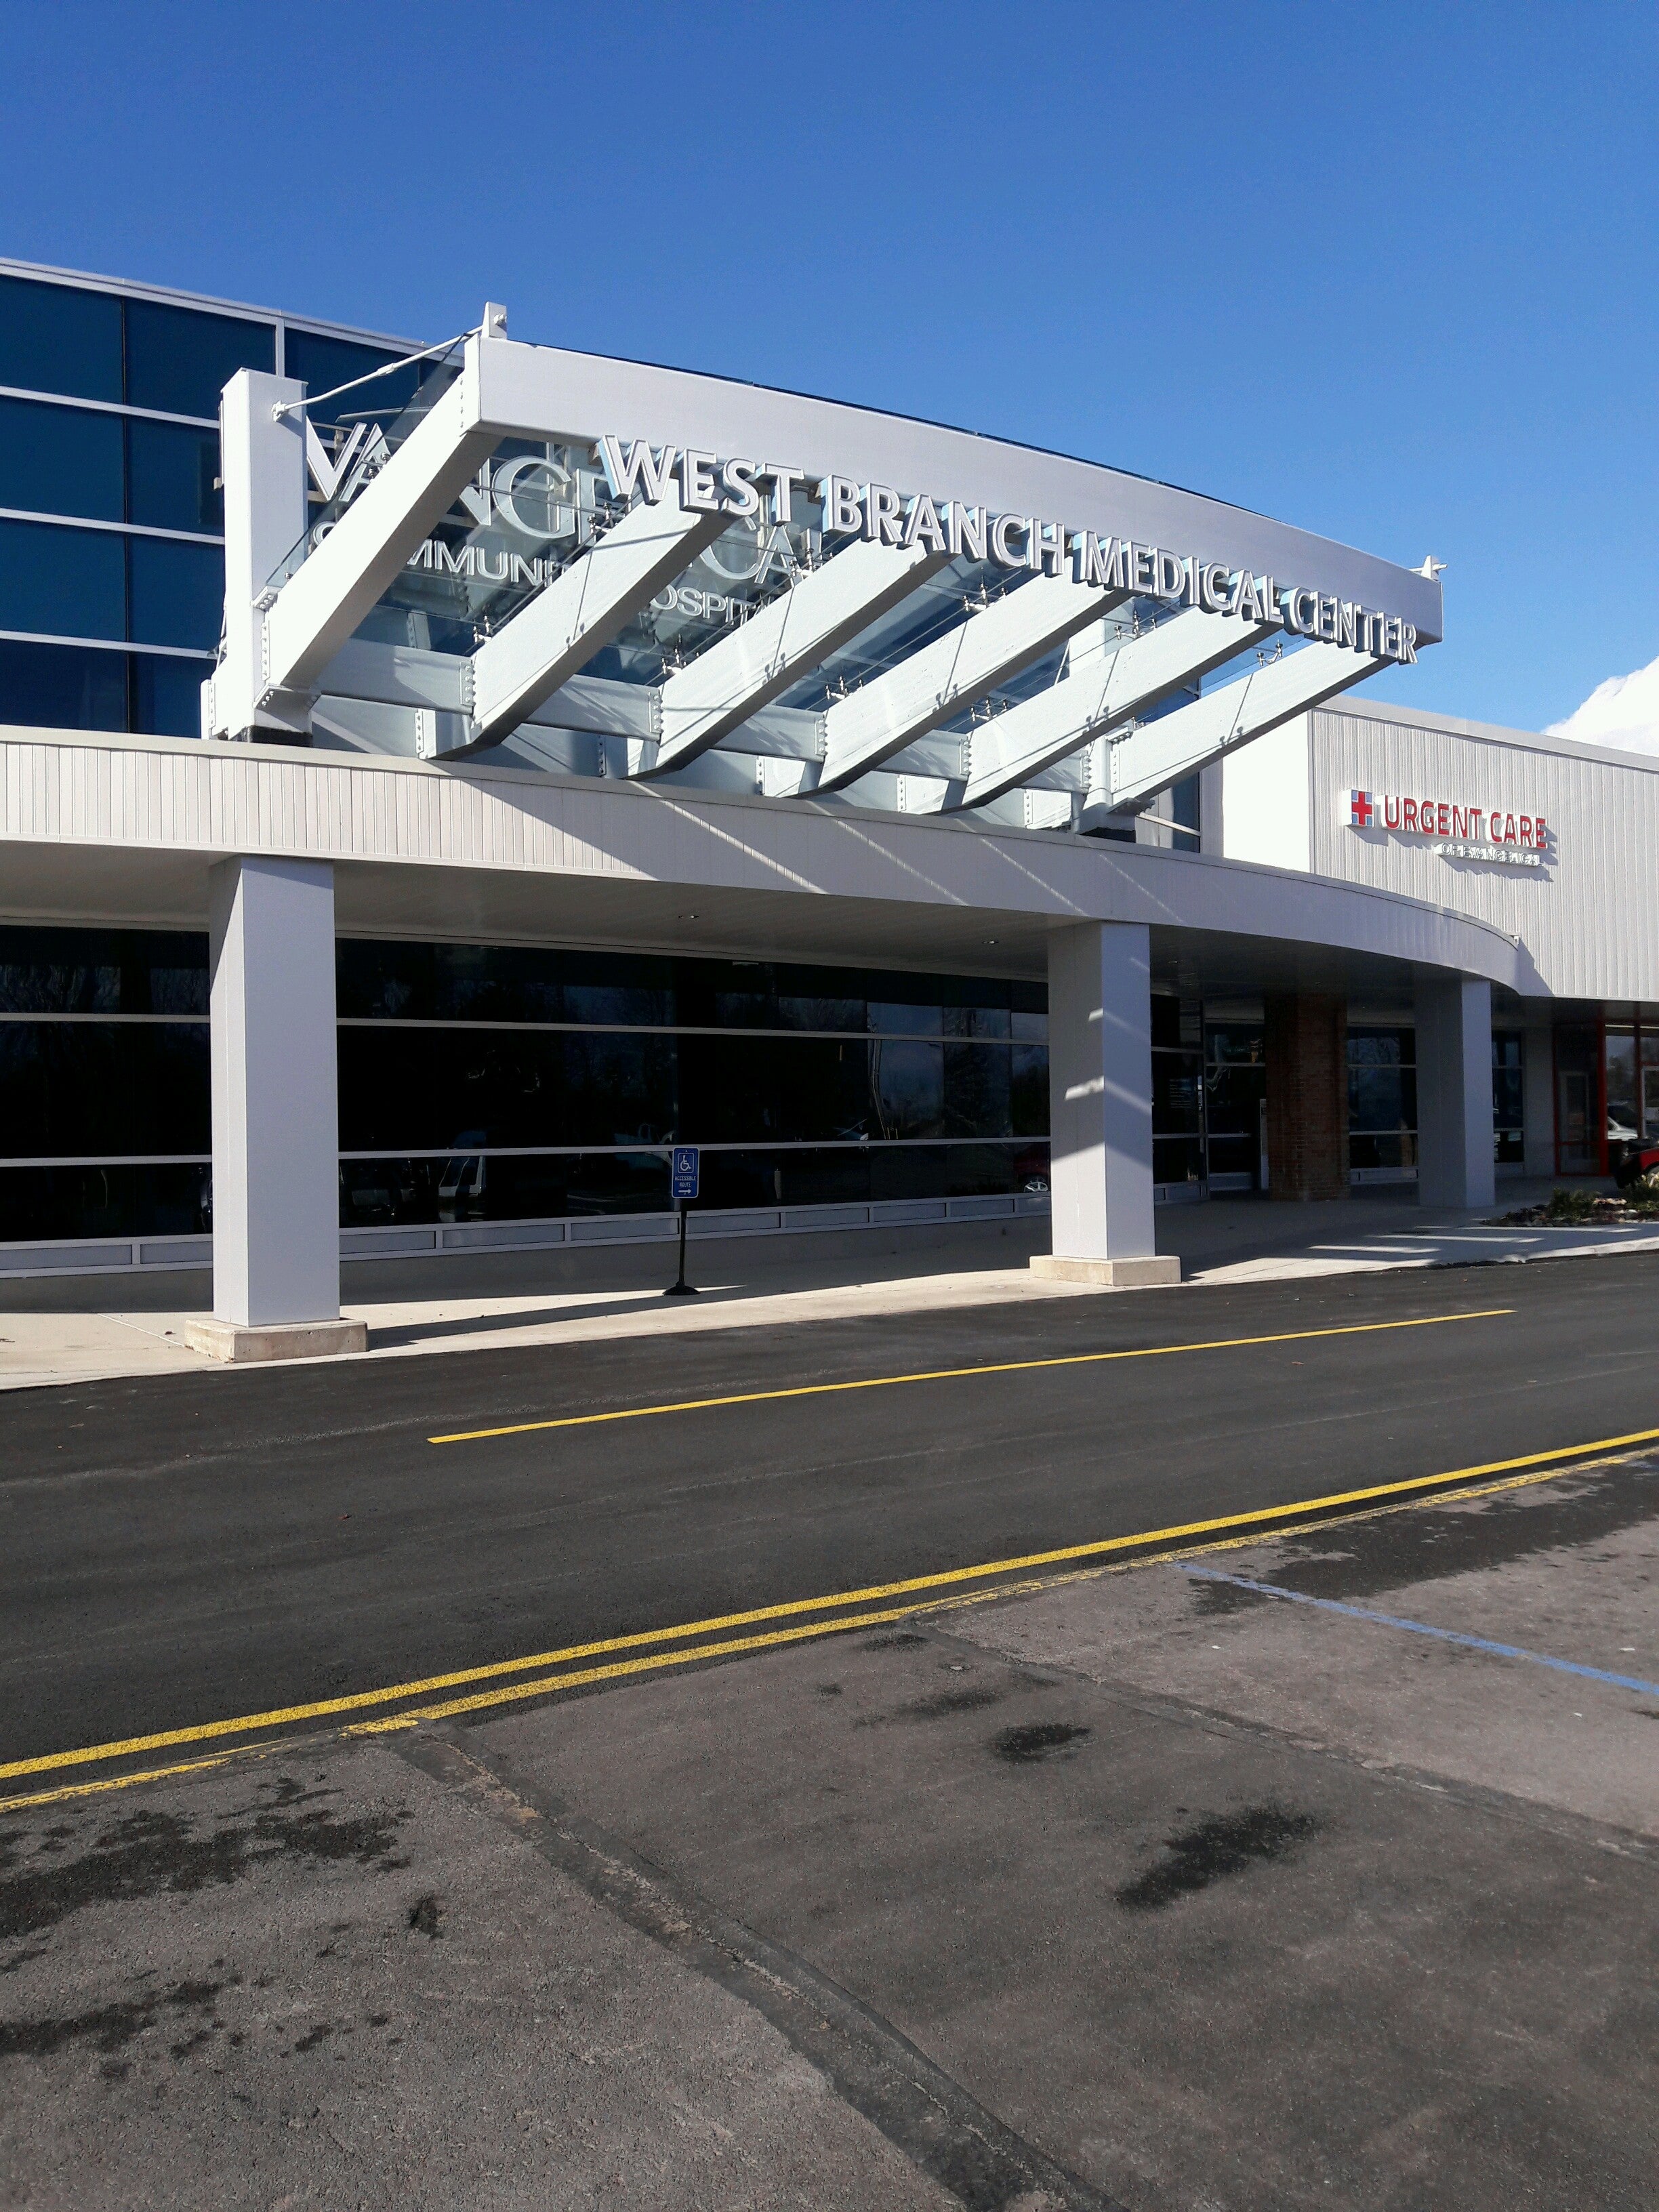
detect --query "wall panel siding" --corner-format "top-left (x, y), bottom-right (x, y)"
top-left (1307, 705), bottom-right (1659, 1003)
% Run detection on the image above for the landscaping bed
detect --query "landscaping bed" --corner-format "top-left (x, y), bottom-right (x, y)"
top-left (1493, 1187), bottom-right (1659, 1227)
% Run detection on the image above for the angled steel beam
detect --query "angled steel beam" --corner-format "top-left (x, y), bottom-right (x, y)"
top-left (262, 340), bottom-right (498, 700)
top-left (954, 608), bottom-right (1275, 812)
top-left (646, 538), bottom-right (949, 775)
top-left (813, 573), bottom-right (1128, 793)
top-left (468, 488), bottom-right (726, 747)
top-left (1108, 642), bottom-right (1386, 808)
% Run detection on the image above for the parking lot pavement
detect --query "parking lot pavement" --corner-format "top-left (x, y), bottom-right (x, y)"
top-left (3, 1454), bottom-right (1656, 2211)
top-left (0, 1746), bottom-right (965, 2212)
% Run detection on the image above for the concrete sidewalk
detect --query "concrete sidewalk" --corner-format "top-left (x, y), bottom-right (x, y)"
top-left (2, 1183), bottom-right (1654, 1393)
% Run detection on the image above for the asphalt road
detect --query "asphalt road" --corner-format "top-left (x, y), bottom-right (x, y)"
top-left (3, 1253), bottom-right (1658, 1775)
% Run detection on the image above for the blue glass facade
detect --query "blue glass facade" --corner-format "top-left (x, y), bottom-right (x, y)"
top-left (0, 264), bottom-right (415, 739)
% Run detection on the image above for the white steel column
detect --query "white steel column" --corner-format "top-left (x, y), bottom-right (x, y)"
top-left (1031, 922), bottom-right (1181, 1288)
top-left (209, 369), bottom-right (308, 741)
top-left (1414, 977), bottom-right (1496, 1211)
top-left (186, 858), bottom-right (365, 1363)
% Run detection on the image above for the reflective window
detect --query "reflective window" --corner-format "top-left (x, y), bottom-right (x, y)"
top-left (337, 1027), bottom-right (679, 1151)
top-left (0, 517), bottom-right (125, 639)
top-left (1492, 1033), bottom-right (1525, 1165)
top-left (557, 950), bottom-right (671, 1027)
top-left (124, 301), bottom-right (274, 419)
top-left (0, 396), bottom-right (122, 521)
top-left (0, 638), bottom-right (126, 730)
top-left (127, 418), bottom-right (222, 533)
top-left (869, 1000), bottom-right (943, 1038)
top-left (0, 1163), bottom-right (210, 1241)
top-left (561, 1033), bottom-right (678, 1146)
top-left (127, 536), bottom-right (223, 649)
top-left (1348, 1028), bottom-right (1410, 1065)
top-left (1204, 1025), bottom-right (1265, 1065)
top-left (284, 331), bottom-right (428, 429)
top-left (943, 1042), bottom-right (1012, 1136)
top-left (131, 651), bottom-right (207, 738)
top-left (1605, 1028), bottom-right (1637, 1148)
top-left (871, 1039), bottom-right (945, 1138)
top-left (1204, 1021), bottom-right (1266, 1189)
top-left (0, 926), bottom-right (206, 1014)
top-left (0, 275), bottom-right (123, 403)
top-left (1011, 1042), bottom-right (1048, 1136)
top-left (1151, 1052), bottom-right (1204, 1136)
top-left (0, 1023), bottom-right (209, 1157)
top-left (942, 1005), bottom-right (1011, 1040)
top-left (1349, 1025), bottom-right (1418, 1175)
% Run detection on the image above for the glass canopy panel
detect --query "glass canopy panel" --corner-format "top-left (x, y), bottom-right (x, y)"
top-left (348, 436), bottom-right (613, 654)
top-left (265, 350), bottom-right (467, 593)
top-left (579, 477), bottom-right (827, 689)
top-left (773, 556), bottom-right (1013, 714)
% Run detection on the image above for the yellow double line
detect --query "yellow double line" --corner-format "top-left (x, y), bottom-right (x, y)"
top-left (5, 1433), bottom-right (1656, 1813)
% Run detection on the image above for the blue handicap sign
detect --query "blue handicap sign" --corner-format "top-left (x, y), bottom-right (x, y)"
top-left (671, 1146), bottom-right (700, 1200)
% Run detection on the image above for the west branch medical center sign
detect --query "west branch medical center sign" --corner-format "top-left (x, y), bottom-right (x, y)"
top-left (595, 437), bottom-right (1424, 665)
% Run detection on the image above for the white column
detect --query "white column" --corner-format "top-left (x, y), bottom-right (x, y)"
top-left (185, 857), bottom-right (365, 1363)
top-left (208, 368), bottom-right (309, 741)
top-left (1414, 977), bottom-right (1496, 1211)
top-left (1031, 922), bottom-right (1181, 1287)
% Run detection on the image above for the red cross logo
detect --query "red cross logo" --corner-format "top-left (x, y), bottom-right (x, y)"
top-left (1350, 789), bottom-right (1375, 827)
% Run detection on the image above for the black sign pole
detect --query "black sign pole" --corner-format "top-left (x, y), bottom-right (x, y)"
top-left (664, 1190), bottom-right (697, 1297)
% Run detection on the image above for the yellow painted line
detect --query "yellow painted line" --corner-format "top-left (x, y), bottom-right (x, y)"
top-left (5, 1412), bottom-right (1655, 1795)
top-left (0, 1445), bottom-right (1647, 1818)
top-left (0, 1747), bottom-right (256, 1814)
top-left (429, 1309), bottom-right (1516, 1443)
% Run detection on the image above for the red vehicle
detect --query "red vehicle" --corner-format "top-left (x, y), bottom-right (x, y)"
top-left (1614, 1142), bottom-right (1659, 1193)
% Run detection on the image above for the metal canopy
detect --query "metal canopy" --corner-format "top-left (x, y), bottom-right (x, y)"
top-left (207, 316), bottom-right (1439, 840)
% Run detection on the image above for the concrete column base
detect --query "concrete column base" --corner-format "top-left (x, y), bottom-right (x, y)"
top-left (184, 1316), bottom-right (368, 1364)
top-left (1030, 1254), bottom-right (1182, 1288)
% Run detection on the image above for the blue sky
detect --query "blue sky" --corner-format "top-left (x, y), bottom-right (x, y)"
top-left (3, 1), bottom-right (1654, 733)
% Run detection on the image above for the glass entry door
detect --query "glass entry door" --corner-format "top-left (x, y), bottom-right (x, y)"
top-left (1555, 1025), bottom-right (1600, 1172)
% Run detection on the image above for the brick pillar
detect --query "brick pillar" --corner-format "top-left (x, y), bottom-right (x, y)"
top-left (1265, 994), bottom-right (1349, 1200)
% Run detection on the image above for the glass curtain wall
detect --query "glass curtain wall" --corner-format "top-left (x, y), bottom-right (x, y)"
top-left (9, 926), bottom-right (1480, 1247)
top-left (0, 271), bottom-right (434, 743)
top-left (0, 926), bottom-right (211, 1242)
top-left (0, 926), bottom-right (1060, 1242)
top-left (335, 943), bottom-right (1051, 1225)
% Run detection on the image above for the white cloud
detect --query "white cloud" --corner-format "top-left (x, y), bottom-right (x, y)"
top-left (1547, 649), bottom-right (1659, 756)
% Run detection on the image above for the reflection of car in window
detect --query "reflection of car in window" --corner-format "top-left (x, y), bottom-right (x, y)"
top-left (438, 1130), bottom-right (487, 1222)
top-left (344, 1161), bottom-right (419, 1223)
top-left (1014, 1143), bottom-right (1050, 1194)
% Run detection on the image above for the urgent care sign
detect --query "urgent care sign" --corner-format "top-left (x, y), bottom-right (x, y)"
top-left (1346, 789), bottom-right (1550, 869)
